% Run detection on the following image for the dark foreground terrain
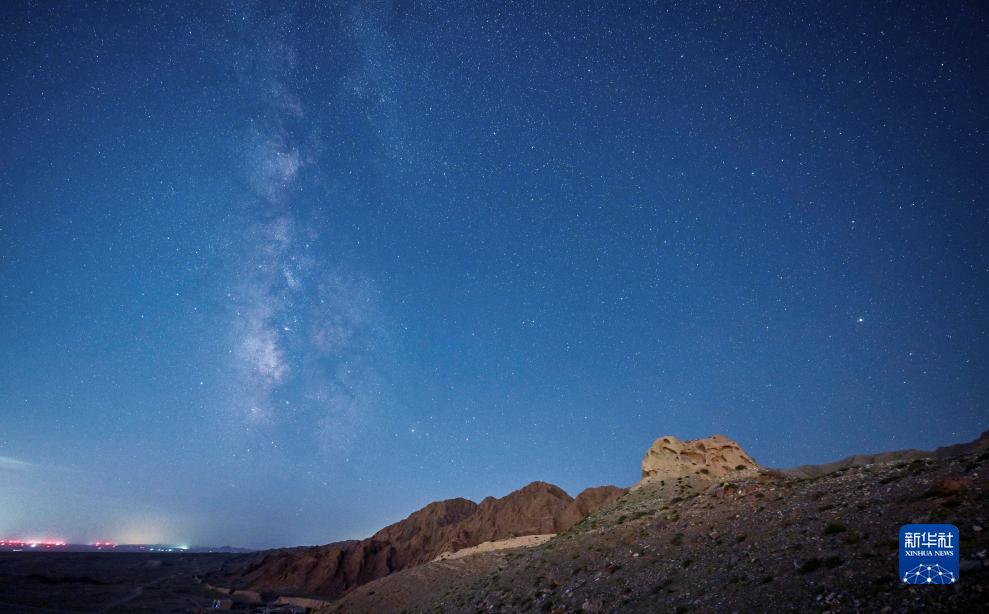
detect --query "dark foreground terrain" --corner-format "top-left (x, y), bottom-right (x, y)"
top-left (323, 444), bottom-right (989, 613)
top-left (0, 552), bottom-right (237, 613)
top-left (2, 432), bottom-right (987, 613)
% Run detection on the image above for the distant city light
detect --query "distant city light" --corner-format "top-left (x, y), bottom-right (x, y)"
top-left (0, 538), bottom-right (67, 548)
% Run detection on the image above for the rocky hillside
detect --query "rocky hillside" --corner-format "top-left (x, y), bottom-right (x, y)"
top-left (209, 481), bottom-right (624, 601)
top-left (323, 431), bottom-right (989, 613)
top-left (785, 430), bottom-right (989, 479)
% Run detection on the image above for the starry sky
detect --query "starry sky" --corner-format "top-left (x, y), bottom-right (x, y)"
top-left (1, 1), bottom-right (987, 549)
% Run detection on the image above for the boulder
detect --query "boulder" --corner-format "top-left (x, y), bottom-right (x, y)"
top-left (636, 434), bottom-right (761, 488)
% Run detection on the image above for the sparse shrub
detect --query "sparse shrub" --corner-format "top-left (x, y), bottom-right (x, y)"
top-left (670, 533), bottom-right (683, 546)
top-left (842, 531), bottom-right (865, 545)
top-left (823, 555), bottom-right (844, 569)
top-left (735, 464), bottom-right (747, 470)
top-left (681, 558), bottom-right (694, 568)
top-left (735, 534), bottom-right (747, 543)
top-left (920, 486), bottom-right (951, 499)
top-left (698, 468), bottom-right (710, 475)
top-left (798, 557), bottom-right (822, 574)
top-left (761, 575), bottom-right (774, 584)
top-left (824, 521), bottom-right (847, 535)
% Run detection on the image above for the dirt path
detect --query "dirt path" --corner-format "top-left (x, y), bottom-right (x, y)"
top-left (432, 534), bottom-right (555, 561)
top-left (97, 573), bottom-right (175, 613)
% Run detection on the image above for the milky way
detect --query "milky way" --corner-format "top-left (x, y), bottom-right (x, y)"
top-left (226, 11), bottom-right (382, 451)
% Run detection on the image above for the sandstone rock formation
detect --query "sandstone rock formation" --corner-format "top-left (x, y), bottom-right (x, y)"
top-left (635, 434), bottom-right (761, 488)
top-left (211, 481), bottom-right (625, 600)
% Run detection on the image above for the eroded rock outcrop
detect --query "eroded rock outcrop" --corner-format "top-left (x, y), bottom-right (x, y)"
top-left (635, 434), bottom-right (761, 488)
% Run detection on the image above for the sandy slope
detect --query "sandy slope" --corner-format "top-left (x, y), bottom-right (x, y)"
top-left (433, 534), bottom-right (555, 561)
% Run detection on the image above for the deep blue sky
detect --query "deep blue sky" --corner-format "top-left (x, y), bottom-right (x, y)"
top-left (1, 1), bottom-right (987, 548)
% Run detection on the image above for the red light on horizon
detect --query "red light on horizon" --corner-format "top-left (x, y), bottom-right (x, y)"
top-left (1, 538), bottom-right (66, 547)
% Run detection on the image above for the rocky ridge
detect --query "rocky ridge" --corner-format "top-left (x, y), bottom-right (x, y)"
top-left (785, 430), bottom-right (989, 479)
top-left (210, 481), bottom-right (625, 601)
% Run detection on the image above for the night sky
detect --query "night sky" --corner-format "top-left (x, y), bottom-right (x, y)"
top-left (1, 2), bottom-right (987, 549)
